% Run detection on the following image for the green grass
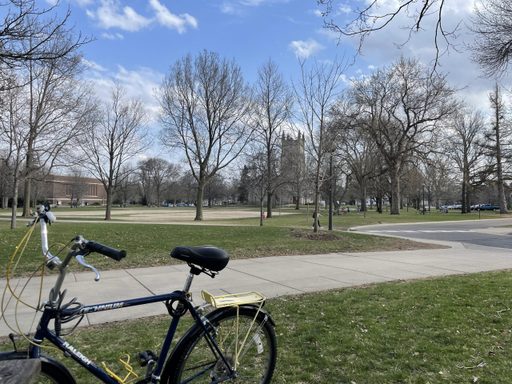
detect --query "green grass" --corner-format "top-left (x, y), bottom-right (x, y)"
top-left (5, 270), bottom-right (512, 383)
top-left (0, 220), bottom-right (437, 276)
top-left (213, 207), bottom-right (510, 229)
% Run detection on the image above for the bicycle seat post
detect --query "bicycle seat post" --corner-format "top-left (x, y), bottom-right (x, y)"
top-left (183, 266), bottom-right (202, 293)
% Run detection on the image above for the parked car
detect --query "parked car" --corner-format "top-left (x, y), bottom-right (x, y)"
top-left (476, 203), bottom-right (500, 211)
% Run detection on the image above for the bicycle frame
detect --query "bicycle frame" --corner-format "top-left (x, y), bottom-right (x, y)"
top-left (28, 278), bottom-right (235, 383)
top-left (30, 292), bottom-right (179, 383)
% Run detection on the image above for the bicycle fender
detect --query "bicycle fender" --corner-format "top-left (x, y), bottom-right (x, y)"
top-left (40, 354), bottom-right (77, 383)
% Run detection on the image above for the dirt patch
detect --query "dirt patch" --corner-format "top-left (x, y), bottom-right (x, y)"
top-left (292, 229), bottom-right (341, 241)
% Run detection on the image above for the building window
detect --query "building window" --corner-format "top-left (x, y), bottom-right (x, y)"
top-left (88, 184), bottom-right (98, 196)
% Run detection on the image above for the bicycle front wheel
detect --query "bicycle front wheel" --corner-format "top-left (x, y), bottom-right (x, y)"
top-left (162, 306), bottom-right (276, 384)
top-left (0, 352), bottom-right (76, 384)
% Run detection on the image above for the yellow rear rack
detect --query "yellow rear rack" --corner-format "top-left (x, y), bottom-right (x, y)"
top-left (201, 290), bottom-right (265, 308)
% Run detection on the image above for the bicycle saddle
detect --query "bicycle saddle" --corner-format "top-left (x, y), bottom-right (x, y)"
top-left (170, 246), bottom-right (229, 272)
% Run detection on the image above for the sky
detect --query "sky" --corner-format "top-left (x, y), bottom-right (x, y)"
top-left (36, 0), bottom-right (507, 159)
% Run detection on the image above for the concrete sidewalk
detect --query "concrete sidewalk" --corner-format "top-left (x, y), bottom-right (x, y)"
top-left (1, 242), bottom-right (512, 336)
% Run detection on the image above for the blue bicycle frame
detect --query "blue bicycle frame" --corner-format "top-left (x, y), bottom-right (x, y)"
top-left (29, 290), bottom-right (190, 383)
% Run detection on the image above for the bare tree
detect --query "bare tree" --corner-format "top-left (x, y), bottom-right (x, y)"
top-left (331, 95), bottom-right (380, 212)
top-left (486, 83), bottom-right (509, 213)
top-left (471, 0), bottom-right (512, 77)
top-left (252, 59), bottom-right (293, 218)
top-left (138, 157), bottom-right (179, 206)
top-left (319, 0), bottom-right (512, 77)
top-left (158, 50), bottom-right (252, 221)
top-left (83, 86), bottom-right (148, 220)
top-left (351, 57), bottom-right (456, 214)
top-left (20, 37), bottom-right (94, 216)
top-left (0, 151), bottom-right (10, 208)
top-left (0, 1), bottom-right (88, 68)
top-left (0, 77), bottom-right (27, 228)
top-left (294, 58), bottom-right (347, 231)
top-left (318, 0), bottom-right (455, 69)
top-left (445, 108), bottom-right (486, 213)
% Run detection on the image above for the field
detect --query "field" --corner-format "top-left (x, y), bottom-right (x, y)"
top-left (1, 206), bottom-right (511, 383)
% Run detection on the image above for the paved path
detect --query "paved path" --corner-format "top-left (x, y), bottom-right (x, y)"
top-left (1, 237), bottom-right (512, 337)
top-left (353, 218), bottom-right (512, 249)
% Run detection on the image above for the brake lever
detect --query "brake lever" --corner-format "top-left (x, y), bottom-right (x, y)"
top-left (76, 255), bottom-right (101, 282)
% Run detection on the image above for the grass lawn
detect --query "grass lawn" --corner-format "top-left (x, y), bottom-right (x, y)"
top-left (5, 270), bottom-right (512, 383)
top-left (213, 207), bottom-right (510, 229)
top-left (0, 220), bottom-right (439, 276)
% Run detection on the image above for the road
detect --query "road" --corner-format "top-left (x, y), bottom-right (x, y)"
top-left (352, 218), bottom-right (512, 250)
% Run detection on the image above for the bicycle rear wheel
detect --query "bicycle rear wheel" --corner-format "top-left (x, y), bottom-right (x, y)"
top-left (162, 306), bottom-right (276, 384)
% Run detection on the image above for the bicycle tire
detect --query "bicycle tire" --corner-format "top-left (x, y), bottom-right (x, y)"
top-left (38, 358), bottom-right (77, 384)
top-left (0, 351), bottom-right (76, 384)
top-left (161, 306), bottom-right (277, 384)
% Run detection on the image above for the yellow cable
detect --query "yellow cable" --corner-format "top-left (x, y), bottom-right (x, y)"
top-left (1, 222), bottom-right (37, 325)
top-left (1, 220), bottom-right (63, 352)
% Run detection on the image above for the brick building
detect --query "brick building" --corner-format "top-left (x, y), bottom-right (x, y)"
top-left (44, 174), bottom-right (106, 206)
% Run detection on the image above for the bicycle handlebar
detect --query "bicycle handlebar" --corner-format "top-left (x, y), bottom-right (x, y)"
top-left (82, 240), bottom-right (126, 261)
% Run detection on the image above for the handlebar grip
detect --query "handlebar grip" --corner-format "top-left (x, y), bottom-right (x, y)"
top-left (84, 241), bottom-right (126, 261)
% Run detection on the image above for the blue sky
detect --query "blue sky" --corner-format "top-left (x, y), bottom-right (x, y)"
top-left (39, 0), bottom-right (500, 157)
top-left (66, 0), bottom-right (345, 81)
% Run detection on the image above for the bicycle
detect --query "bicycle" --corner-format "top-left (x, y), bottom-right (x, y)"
top-left (0, 205), bottom-right (277, 383)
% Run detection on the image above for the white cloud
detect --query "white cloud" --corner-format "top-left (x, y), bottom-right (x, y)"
top-left (149, 0), bottom-right (198, 33)
top-left (84, 64), bottom-right (162, 119)
top-left (240, 0), bottom-right (266, 6)
top-left (338, 4), bottom-right (351, 14)
top-left (312, 9), bottom-right (323, 17)
top-left (101, 32), bottom-right (124, 40)
top-left (289, 39), bottom-right (324, 59)
top-left (86, 0), bottom-right (198, 34)
top-left (82, 58), bottom-right (107, 72)
top-left (220, 2), bottom-right (243, 15)
top-left (74, 0), bottom-right (94, 6)
top-left (220, 0), bottom-right (281, 15)
top-left (87, 0), bottom-right (152, 32)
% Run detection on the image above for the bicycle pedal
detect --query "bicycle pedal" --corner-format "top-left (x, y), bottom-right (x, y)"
top-left (138, 350), bottom-right (158, 367)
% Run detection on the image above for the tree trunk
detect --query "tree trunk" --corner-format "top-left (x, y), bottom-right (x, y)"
top-left (328, 154), bottom-right (333, 231)
top-left (376, 196), bottom-right (383, 214)
top-left (194, 184), bottom-right (204, 221)
top-left (259, 197), bottom-right (264, 227)
top-left (491, 83), bottom-right (508, 214)
top-left (10, 179), bottom-right (19, 229)
top-left (359, 179), bottom-right (367, 212)
top-left (105, 185), bottom-right (113, 220)
top-left (266, 192), bottom-right (273, 219)
top-left (22, 177), bottom-right (31, 217)
top-left (495, 125), bottom-right (508, 214)
top-left (313, 160), bottom-right (321, 233)
top-left (461, 166), bottom-right (470, 214)
top-left (389, 165), bottom-right (400, 215)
